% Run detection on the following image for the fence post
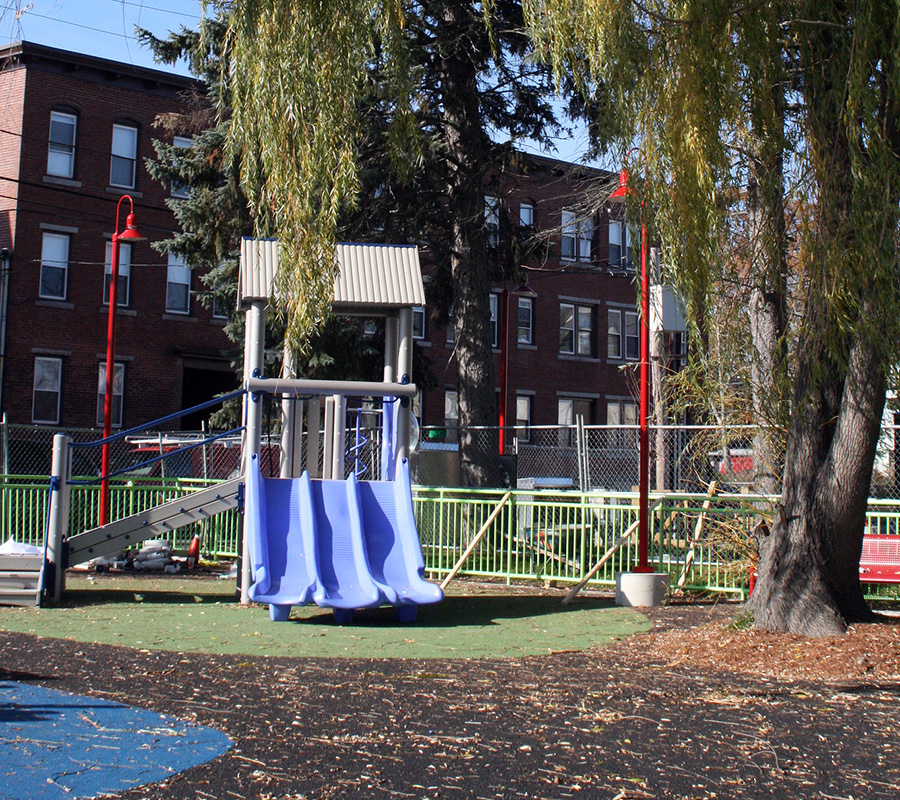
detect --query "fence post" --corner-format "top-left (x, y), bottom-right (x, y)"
top-left (45, 432), bottom-right (71, 604)
top-left (1, 412), bottom-right (7, 480)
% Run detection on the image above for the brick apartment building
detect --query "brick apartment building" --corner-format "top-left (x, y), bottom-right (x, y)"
top-left (0, 42), bottom-right (681, 449)
top-left (415, 154), bottom-right (675, 435)
top-left (0, 42), bottom-right (235, 433)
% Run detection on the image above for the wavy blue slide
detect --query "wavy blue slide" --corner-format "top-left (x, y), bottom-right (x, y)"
top-left (246, 454), bottom-right (442, 623)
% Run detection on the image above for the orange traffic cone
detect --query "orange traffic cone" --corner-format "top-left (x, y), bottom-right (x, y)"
top-left (187, 533), bottom-right (200, 570)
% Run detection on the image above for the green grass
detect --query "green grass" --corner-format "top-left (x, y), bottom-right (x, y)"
top-left (0, 574), bottom-right (651, 659)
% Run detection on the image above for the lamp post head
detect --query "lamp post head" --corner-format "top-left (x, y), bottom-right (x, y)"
top-left (117, 212), bottom-right (146, 242)
top-left (511, 280), bottom-right (537, 299)
top-left (609, 168), bottom-right (632, 201)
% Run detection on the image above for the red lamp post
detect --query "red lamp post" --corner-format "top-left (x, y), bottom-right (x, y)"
top-left (99, 195), bottom-right (146, 526)
top-left (498, 280), bottom-right (537, 455)
top-left (609, 156), bottom-right (651, 573)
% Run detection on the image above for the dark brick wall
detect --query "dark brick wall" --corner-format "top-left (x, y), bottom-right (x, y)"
top-left (418, 155), bottom-right (640, 428)
top-left (1, 46), bottom-right (234, 430)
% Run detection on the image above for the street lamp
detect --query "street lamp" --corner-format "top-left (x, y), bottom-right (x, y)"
top-left (609, 153), bottom-right (651, 574)
top-left (498, 280), bottom-right (537, 455)
top-left (100, 195), bottom-right (146, 526)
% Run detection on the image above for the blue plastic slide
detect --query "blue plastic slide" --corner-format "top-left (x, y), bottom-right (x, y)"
top-left (245, 454), bottom-right (442, 623)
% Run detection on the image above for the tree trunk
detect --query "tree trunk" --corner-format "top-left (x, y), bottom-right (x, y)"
top-left (439, 0), bottom-right (500, 487)
top-left (749, 331), bottom-right (885, 635)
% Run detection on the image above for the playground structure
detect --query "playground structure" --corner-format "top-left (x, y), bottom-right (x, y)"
top-left (41, 239), bottom-right (443, 620)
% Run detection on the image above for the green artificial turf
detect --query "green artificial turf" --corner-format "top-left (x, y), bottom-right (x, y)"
top-left (0, 574), bottom-right (651, 659)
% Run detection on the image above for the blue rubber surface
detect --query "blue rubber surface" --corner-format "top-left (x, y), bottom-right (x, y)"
top-left (0, 681), bottom-right (232, 800)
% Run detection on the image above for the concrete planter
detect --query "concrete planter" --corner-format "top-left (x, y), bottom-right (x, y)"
top-left (615, 571), bottom-right (670, 607)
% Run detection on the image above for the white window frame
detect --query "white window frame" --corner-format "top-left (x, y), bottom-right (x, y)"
top-left (412, 306), bottom-right (426, 340)
top-left (489, 293), bottom-right (499, 348)
top-left (104, 241), bottom-right (132, 307)
top-left (110, 123), bottom-right (138, 189)
top-left (166, 253), bottom-right (191, 314)
top-left (47, 111), bottom-right (76, 178)
top-left (39, 232), bottom-right (69, 300)
top-left (607, 398), bottom-right (639, 449)
top-left (171, 135), bottom-right (192, 198)
top-left (562, 210), bottom-right (593, 262)
top-left (519, 202), bottom-right (534, 227)
top-left (517, 296), bottom-right (534, 345)
top-left (560, 302), bottom-right (593, 356)
top-left (33, 357), bottom-right (62, 424)
top-left (516, 394), bottom-right (532, 441)
top-left (97, 363), bottom-right (125, 428)
top-left (608, 308), bottom-right (638, 360)
top-left (485, 195), bottom-right (500, 248)
top-left (212, 293), bottom-right (229, 320)
top-left (609, 220), bottom-right (633, 268)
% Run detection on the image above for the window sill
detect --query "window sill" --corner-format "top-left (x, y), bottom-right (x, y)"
top-left (414, 339), bottom-right (431, 348)
top-left (36, 299), bottom-right (74, 310)
top-left (43, 175), bottom-right (82, 188)
top-left (106, 187), bottom-right (142, 198)
top-left (607, 358), bottom-right (638, 365)
top-left (558, 353), bottom-right (602, 363)
top-left (517, 343), bottom-right (537, 351)
top-left (163, 313), bottom-right (196, 322)
top-left (100, 306), bottom-right (137, 317)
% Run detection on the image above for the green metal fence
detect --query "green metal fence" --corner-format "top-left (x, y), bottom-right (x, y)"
top-left (3, 478), bottom-right (898, 597)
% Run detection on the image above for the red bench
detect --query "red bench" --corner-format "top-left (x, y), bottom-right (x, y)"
top-left (859, 534), bottom-right (900, 584)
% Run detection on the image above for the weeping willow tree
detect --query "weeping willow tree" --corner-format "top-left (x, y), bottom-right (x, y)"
top-left (225, 0), bottom-right (411, 344)
top-left (524, 1), bottom-right (900, 635)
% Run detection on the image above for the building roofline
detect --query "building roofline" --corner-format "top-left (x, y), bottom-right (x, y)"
top-left (0, 40), bottom-right (198, 92)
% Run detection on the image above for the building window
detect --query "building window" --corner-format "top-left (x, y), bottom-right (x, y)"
top-left (33, 357), bottom-right (62, 424)
top-left (561, 210), bottom-right (593, 261)
top-left (607, 399), bottom-right (639, 449)
top-left (412, 307), bottom-right (426, 340)
top-left (485, 195), bottom-right (500, 248)
top-left (444, 389), bottom-right (459, 442)
top-left (170, 135), bottom-right (192, 198)
top-left (516, 395), bottom-right (532, 441)
top-left (97, 363), bottom-right (124, 428)
top-left (489, 293), bottom-right (499, 348)
top-left (608, 220), bottom-right (632, 268)
top-left (517, 296), bottom-right (533, 344)
top-left (166, 253), bottom-right (191, 314)
top-left (608, 308), bottom-right (638, 360)
top-left (47, 111), bottom-right (76, 178)
top-left (110, 123), bottom-right (138, 188)
top-left (39, 232), bottom-right (69, 300)
top-left (212, 293), bottom-right (229, 320)
top-left (519, 202), bottom-right (534, 227)
top-left (560, 302), bottom-right (593, 356)
top-left (104, 241), bottom-right (131, 307)
top-left (558, 397), bottom-right (593, 445)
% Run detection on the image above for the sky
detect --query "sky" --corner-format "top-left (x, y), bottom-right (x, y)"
top-left (3, 0), bottom-right (600, 166)
top-left (4, 0), bottom-right (200, 75)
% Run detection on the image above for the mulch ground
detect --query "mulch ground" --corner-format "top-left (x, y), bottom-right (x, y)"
top-left (2, 597), bottom-right (899, 800)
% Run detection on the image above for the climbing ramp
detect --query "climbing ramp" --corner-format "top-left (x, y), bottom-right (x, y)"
top-left (245, 454), bottom-right (442, 623)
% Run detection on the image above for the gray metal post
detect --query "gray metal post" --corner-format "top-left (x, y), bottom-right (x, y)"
top-left (384, 315), bottom-right (398, 383)
top-left (240, 299), bottom-right (266, 605)
top-left (322, 396), bottom-right (336, 479)
top-left (46, 433), bottom-right (71, 604)
top-left (280, 344), bottom-right (297, 478)
top-left (332, 395), bottom-right (346, 480)
top-left (396, 307), bottom-right (413, 465)
top-left (307, 397), bottom-right (321, 478)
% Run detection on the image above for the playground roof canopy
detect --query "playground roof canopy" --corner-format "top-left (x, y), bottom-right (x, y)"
top-left (240, 238), bottom-right (426, 314)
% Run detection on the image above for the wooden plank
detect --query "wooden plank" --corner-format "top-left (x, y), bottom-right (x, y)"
top-left (439, 492), bottom-right (512, 590)
top-left (676, 481), bottom-right (718, 589)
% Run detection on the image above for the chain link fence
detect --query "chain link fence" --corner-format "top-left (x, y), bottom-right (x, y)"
top-left (5, 418), bottom-right (900, 500)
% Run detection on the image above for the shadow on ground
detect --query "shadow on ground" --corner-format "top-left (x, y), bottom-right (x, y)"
top-left (0, 574), bottom-right (649, 659)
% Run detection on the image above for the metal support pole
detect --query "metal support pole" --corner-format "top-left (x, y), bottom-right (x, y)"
top-left (637, 216), bottom-right (651, 572)
top-left (46, 433), bottom-right (71, 604)
top-left (322, 396), bottom-right (336, 479)
top-left (280, 344), bottom-right (297, 478)
top-left (240, 300), bottom-right (266, 604)
top-left (384, 315), bottom-right (398, 384)
top-left (332, 395), bottom-right (346, 480)
top-left (307, 397), bottom-right (321, 478)
top-left (396, 306), bottom-right (413, 466)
